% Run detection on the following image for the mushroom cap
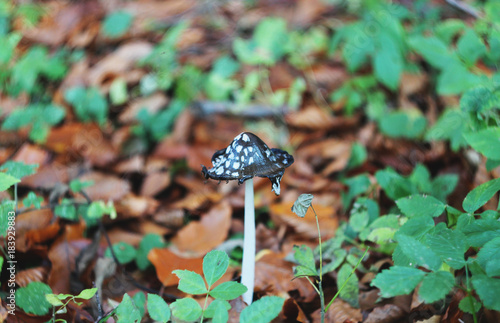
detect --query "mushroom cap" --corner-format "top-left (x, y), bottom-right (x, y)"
top-left (201, 132), bottom-right (294, 195)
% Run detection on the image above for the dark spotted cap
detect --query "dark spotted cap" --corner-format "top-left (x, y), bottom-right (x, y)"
top-left (201, 132), bottom-right (294, 195)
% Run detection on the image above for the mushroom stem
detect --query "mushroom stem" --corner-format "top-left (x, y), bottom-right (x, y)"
top-left (241, 178), bottom-right (255, 305)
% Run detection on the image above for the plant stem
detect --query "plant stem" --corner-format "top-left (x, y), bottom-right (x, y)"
top-left (241, 179), bottom-right (255, 305)
top-left (311, 205), bottom-right (325, 323)
top-left (325, 248), bottom-right (369, 312)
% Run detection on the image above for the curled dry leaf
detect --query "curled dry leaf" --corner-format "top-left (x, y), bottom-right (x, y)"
top-left (148, 247), bottom-right (203, 287)
top-left (15, 209), bottom-right (53, 252)
top-left (78, 171), bottom-right (130, 201)
top-left (22, 163), bottom-right (70, 189)
top-left (113, 155), bottom-right (145, 174)
top-left (16, 266), bottom-right (48, 288)
top-left (114, 193), bottom-right (159, 217)
top-left (254, 250), bottom-right (316, 302)
top-left (13, 143), bottom-right (50, 166)
top-left (25, 221), bottom-right (61, 246)
top-left (171, 201), bottom-right (231, 256)
top-left (286, 106), bottom-right (357, 131)
top-left (270, 201), bottom-right (338, 239)
top-left (312, 298), bottom-right (362, 323)
top-left (119, 92), bottom-right (168, 124)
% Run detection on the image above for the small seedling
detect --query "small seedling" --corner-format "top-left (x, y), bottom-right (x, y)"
top-left (45, 288), bottom-right (98, 323)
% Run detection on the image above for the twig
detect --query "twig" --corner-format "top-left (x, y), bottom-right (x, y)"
top-left (445, 0), bottom-right (482, 18)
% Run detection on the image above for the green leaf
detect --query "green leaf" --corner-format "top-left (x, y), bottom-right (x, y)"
top-left (459, 296), bottom-right (482, 314)
top-left (457, 28), bottom-right (486, 65)
top-left (349, 209), bottom-right (369, 232)
top-left (16, 282), bottom-right (53, 315)
top-left (425, 227), bottom-right (467, 269)
top-left (408, 35), bottom-right (459, 69)
top-left (23, 191), bottom-right (43, 209)
top-left (136, 234), bottom-right (165, 270)
top-left (342, 174), bottom-right (371, 208)
top-left (371, 266), bottom-right (426, 298)
top-left (464, 128), bottom-right (500, 161)
top-left (105, 242), bottom-right (137, 264)
top-left (460, 86), bottom-right (499, 114)
top-left (291, 194), bottom-right (313, 218)
top-left (472, 275), bottom-right (500, 311)
top-left (45, 294), bottom-right (64, 306)
top-left (375, 168), bottom-right (416, 200)
top-left (322, 249), bottom-right (347, 274)
top-left (373, 32), bottom-right (402, 90)
top-left (116, 294), bottom-right (142, 323)
top-left (460, 218), bottom-right (500, 247)
top-left (204, 299), bottom-right (230, 322)
top-left (395, 234), bottom-right (441, 271)
top-left (209, 281), bottom-right (247, 301)
top-left (418, 271), bottom-right (455, 303)
top-left (101, 11), bottom-right (133, 38)
top-left (437, 63), bottom-right (480, 95)
top-left (64, 86), bottom-right (108, 125)
top-left (396, 194), bottom-right (446, 218)
top-left (477, 237), bottom-right (500, 277)
top-left (425, 108), bottom-right (467, 151)
top-left (147, 294), bottom-right (171, 322)
top-left (173, 270), bottom-right (207, 295)
top-left (462, 178), bottom-right (500, 213)
top-left (132, 292), bottom-right (146, 318)
top-left (396, 216), bottom-right (434, 240)
top-left (337, 264), bottom-right (359, 307)
top-left (54, 199), bottom-right (77, 221)
top-left (432, 174), bottom-right (459, 202)
top-left (76, 288), bottom-right (97, 300)
top-left (0, 172), bottom-right (20, 191)
top-left (87, 201), bottom-right (116, 219)
top-left (203, 250), bottom-right (229, 287)
top-left (170, 298), bottom-right (202, 322)
top-left (0, 161), bottom-right (37, 179)
top-left (379, 110), bottom-right (427, 139)
top-left (0, 201), bottom-right (15, 236)
top-left (69, 179), bottom-right (94, 193)
top-left (293, 245), bottom-right (317, 277)
top-left (240, 296), bottom-right (285, 323)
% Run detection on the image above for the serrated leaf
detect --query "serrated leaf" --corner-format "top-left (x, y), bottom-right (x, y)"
top-left (291, 194), bottom-right (313, 218)
top-left (425, 108), bottom-right (467, 151)
top-left (16, 282), bottom-right (53, 315)
top-left (0, 161), bottom-right (37, 180)
top-left (477, 237), bottom-right (500, 277)
top-left (460, 218), bottom-right (500, 247)
top-left (105, 242), bottom-right (137, 264)
top-left (462, 178), bottom-right (500, 213)
top-left (322, 249), bottom-right (347, 274)
top-left (204, 299), bottom-right (229, 322)
top-left (373, 32), bottom-right (402, 90)
top-left (101, 11), bottom-right (133, 38)
top-left (147, 294), bottom-right (171, 322)
top-left (173, 270), bottom-right (207, 295)
top-left (116, 294), bottom-right (142, 323)
top-left (337, 264), bottom-right (359, 307)
top-left (240, 296), bottom-right (285, 323)
top-left (418, 271), bottom-right (455, 303)
top-left (471, 275), bottom-right (500, 311)
top-left (45, 294), bottom-right (64, 306)
top-left (23, 191), bottom-right (43, 209)
top-left (209, 281), bottom-right (247, 301)
top-left (293, 245), bottom-right (317, 277)
top-left (426, 227), bottom-right (467, 269)
top-left (0, 173), bottom-right (20, 191)
top-left (396, 234), bottom-right (441, 271)
top-left (459, 296), bottom-right (482, 314)
top-left (457, 28), bottom-right (486, 65)
top-left (136, 234), bottom-right (165, 270)
top-left (396, 194), bottom-right (446, 218)
top-left (371, 266), bottom-right (426, 298)
top-left (170, 298), bottom-right (202, 321)
top-left (203, 250), bottom-right (229, 287)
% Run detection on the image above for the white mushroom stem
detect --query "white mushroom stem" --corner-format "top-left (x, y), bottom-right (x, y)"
top-left (241, 178), bottom-right (255, 305)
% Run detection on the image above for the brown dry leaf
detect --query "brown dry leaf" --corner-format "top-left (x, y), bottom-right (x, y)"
top-left (286, 106), bottom-right (358, 131)
top-left (140, 171), bottom-right (171, 197)
top-left (293, 0), bottom-right (330, 26)
top-left (270, 202), bottom-right (338, 239)
top-left (115, 193), bottom-right (159, 217)
top-left (48, 239), bottom-right (90, 294)
top-left (312, 298), bottom-right (362, 323)
top-left (78, 172), bottom-right (130, 201)
top-left (113, 155), bottom-right (145, 174)
top-left (25, 221), bottom-right (61, 245)
top-left (153, 208), bottom-right (185, 229)
top-left (105, 228), bottom-right (143, 246)
top-left (13, 143), bottom-right (49, 166)
top-left (306, 64), bottom-right (347, 93)
top-left (171, 201), bottom-right (231, 256)
top-left (119, 92), bottom-right (168, 124)
top-left (364, 304), bottom-right (405, 323)
top-left (137, 220), bottom-right (171, 236)
top-left (22, 163), bottom-right (70, 189)
top-left (148, 248), bottom-right (203, 287)
top-left (154, 136), bottom-right (190, 160)
top-left (280, 297), bottom-right (310, 322)
top-left (16, 266), bottom-right (48, 288)
top-left (15, 209), bottom-right (53, 252)
top-left (254, 250), bottom-right (316, 302)
top-left (46, 123), bottom-right (117, 167)
top-left (87, 41), bottom-right (154, 88)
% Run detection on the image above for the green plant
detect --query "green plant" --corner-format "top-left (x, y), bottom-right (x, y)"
top-left (16, 282), bottom-right (53, 316)
top-left (64, 86), bottom-right (109, 125)
top-left (45, 288), bottom-right (98, 322)
top-left (291, 194), bottom-right (369, 323)
top-left (104, 233), bottom-right (166, 269)
top-left (101, 10), bottom-right (133, 38)
top-left (371, 178), bottom-right (500, 322)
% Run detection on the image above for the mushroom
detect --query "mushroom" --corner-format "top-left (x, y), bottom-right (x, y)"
top-left (201, 132), bottom-right (294, 304)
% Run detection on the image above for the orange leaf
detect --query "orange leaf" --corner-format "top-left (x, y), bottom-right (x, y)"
top-left (148, 248), bottom-right (203, 287)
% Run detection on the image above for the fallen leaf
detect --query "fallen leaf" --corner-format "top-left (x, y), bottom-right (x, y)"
top-left (171, 201), bottom-right (231, 256)
top-left (113, 155), bottom-right (145, 174)
top-left (15, 209), bottom-right (53, 252)
top-left (78, 171), bottom-right (131, 201)
top-left (148, 247), bottom-right (203, 287)
top-left (15, 266), bottom-right (48, 288)
top-left (115, 193), bottom-right (159, 217)
top-left (25, 221), bottom-right (61, 245)
top-left (13, 143), bottom-right (49, 166)
top-left (119, 92), bottom-right (168, 123)
top-left (364, 304), bottom-right (405, 323)
top-left (312, 298), bottom-right (362, 323)
top-left (140, 171), bottom-right (171, 197)
top-left (286, 106), bottom-right (358, 130)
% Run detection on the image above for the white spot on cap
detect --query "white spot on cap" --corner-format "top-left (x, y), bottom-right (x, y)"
top-left (283, 159), bottom-right (288, 164)
top-left (226, 170), bottom-right (231, 174)
top-left (225, 160), bottom-right (230, 168)
top-left (226, 147), bottom-right (230, 153)
top-left (248, 157), bottom-right (254, 164)
top-left (233, 161), bottom-right (240, 169)
top-left (248, 147), bottom-right (253, 152)
top-left (216, 166), bottom-right (224, 175)
top-left (232, 172), bottom-right (239, 177)
top-left (241, 156), bottom-right (245, 162)
top-left (242, 134), bottom-right (250, 142)
top-left (236, 145), bottom-right (242, 153)
top-left (244, 148), bottom-right (248, 156)
top-left (265, 149), bottom-right (271, 157)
